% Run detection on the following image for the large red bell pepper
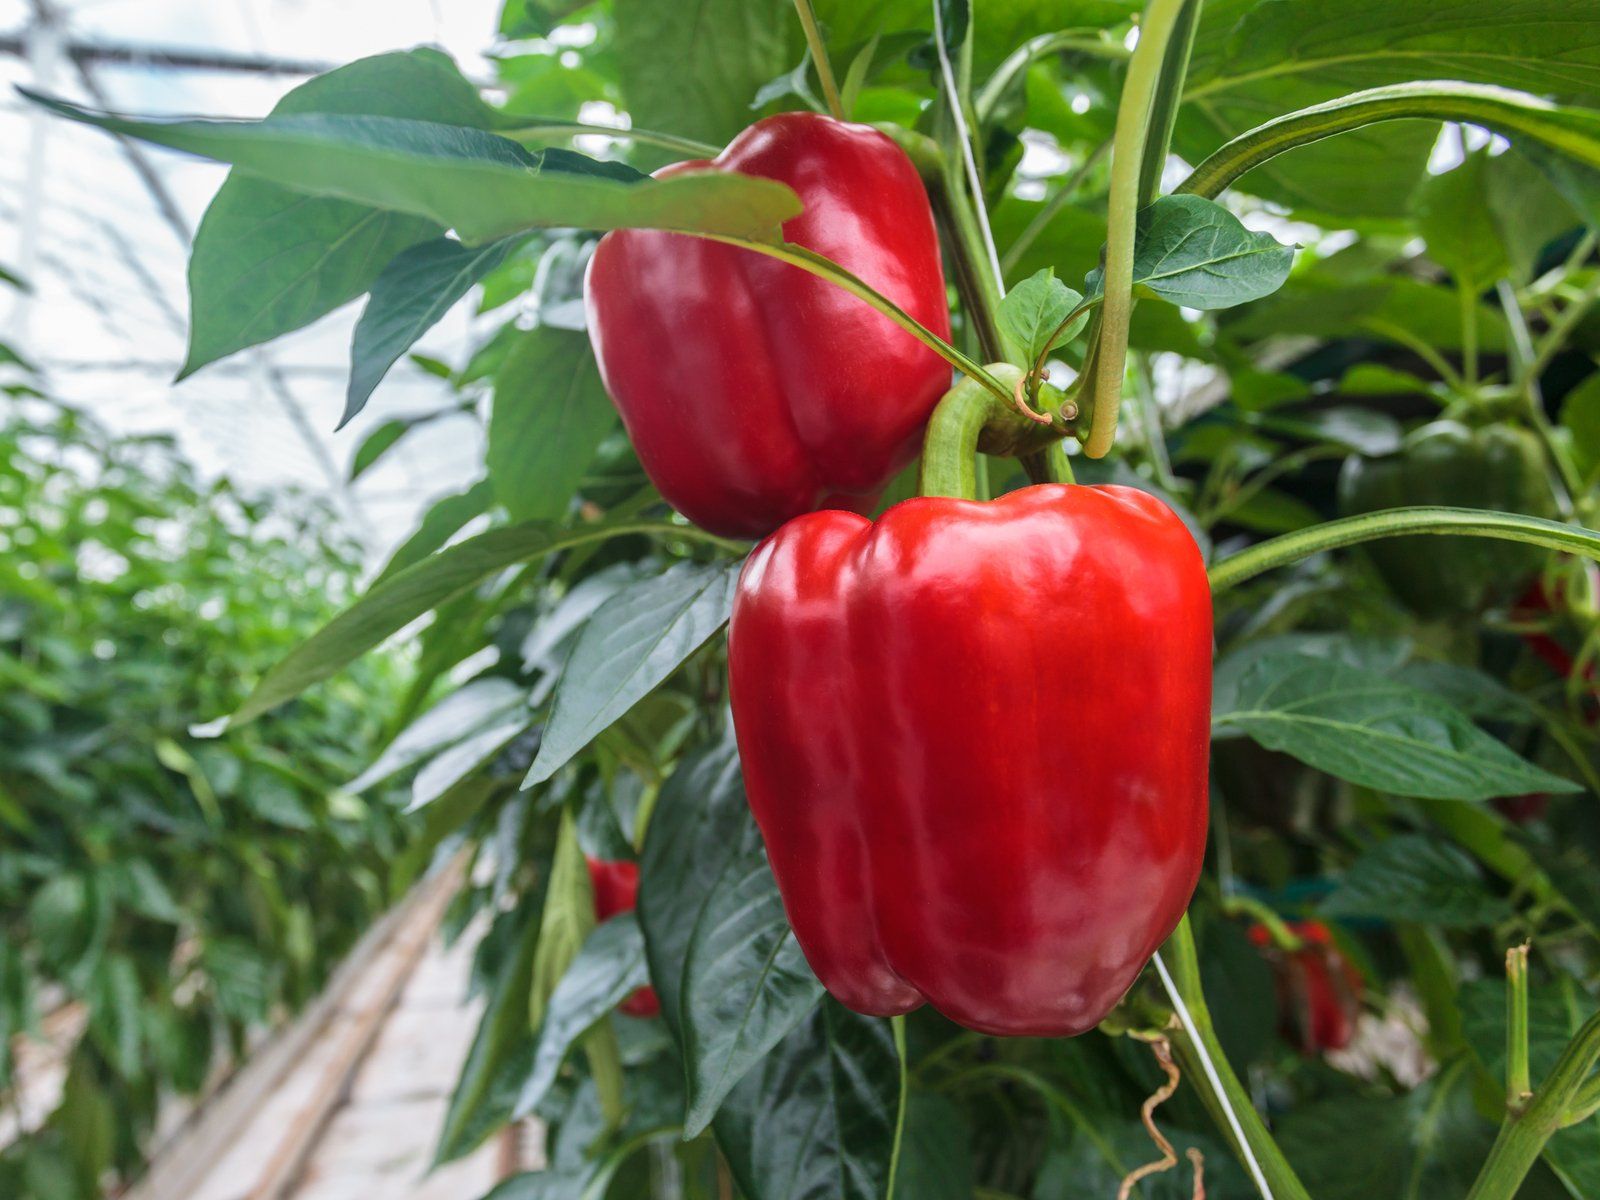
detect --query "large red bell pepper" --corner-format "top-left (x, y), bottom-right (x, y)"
top-left (585, 856), bottom-right (660, 1018)
top-left (728, 483), bottom-right (1212, 1036)
top-left (584, 112), bottom-right (952, 539)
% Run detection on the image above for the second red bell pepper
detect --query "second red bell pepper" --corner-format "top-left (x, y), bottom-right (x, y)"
top-left (728, 483), bottom-right (1212, 1036)
top-left (584, 111), bottom-right (953, 539)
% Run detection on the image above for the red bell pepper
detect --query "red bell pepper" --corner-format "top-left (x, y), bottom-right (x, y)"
top-left (584, 856), bottom-right (661, 1018)
top-left (584, 112), bottom-right (952, 539)
top-left (728, 482), bottom-right (1212, 1036)
top-left (1249, 920), bottom-right (1363, 1054)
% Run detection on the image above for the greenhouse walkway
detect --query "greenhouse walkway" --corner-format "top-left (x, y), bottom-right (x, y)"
top-left (127, 863), bottom-right (537, 1200)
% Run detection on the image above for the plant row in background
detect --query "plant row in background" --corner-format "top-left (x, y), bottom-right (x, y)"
top-left (0, 297), bottom-right (413, 1199)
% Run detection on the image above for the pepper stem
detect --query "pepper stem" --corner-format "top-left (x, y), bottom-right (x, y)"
top-left (920, 363), bottom-right (1077, 499)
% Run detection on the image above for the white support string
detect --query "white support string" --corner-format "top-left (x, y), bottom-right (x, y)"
top-left (930, 0), bottom-right (1006, 297)
top-left (1152, 950), bottom-right (1276, 1200)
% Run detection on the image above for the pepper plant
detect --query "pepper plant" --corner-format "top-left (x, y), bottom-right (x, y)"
top-left (22, 0), bottom-right (1600, 1196)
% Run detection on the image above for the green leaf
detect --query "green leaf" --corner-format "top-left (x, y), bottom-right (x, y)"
top-left (392, 775), bottom-right (501, 894)
top-left (87, 956), bottom-right (144, 1080)
top-left (351, 678), bottom-right (528, 792)
top-left (370, 478), bottom-right (495, 587)
top-left (1181, 1), bottom-right (1600, 218)
top-left (996, 268), bottom-right (1087, 364)
top-left (349, 417), bottom-right (412, 482)
top-left (638, 742), bottom-right (825, 1139)
top-left (714, 999), bottom-right (901, 1200)
top-left (1561, 374), bottom-right (1600, 479)
top-left (514, 914), bottom-right (648, 1118)
top-left (613, 0), bottom-right (796, 155)
top-left (890, 1092), bottom-right (975, 1200)
top-left (231, 515), bottom-right (698, 725)
top-left (526, 560), bottom-right (741, 785)
top-left (24, 93), bottom-right (802, 246)
top-left (179, 48), bottom-right (495, 376)
top-left (409, 712), bottom-right (532, 812)
top-left (487, 328), bottom-right (617, 523)
top-left (1214, 653), bottom-right (1579, 800)
top-left (1086, 195), bottom-right (1293, 310)
top-left (1321, 834), bottom-right (1513, 927)
top-left (344, 236), bottom-right (523, 427)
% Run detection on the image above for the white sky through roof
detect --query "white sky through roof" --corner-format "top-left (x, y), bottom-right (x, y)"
top-left (1, 0), bottom-right (505, 557)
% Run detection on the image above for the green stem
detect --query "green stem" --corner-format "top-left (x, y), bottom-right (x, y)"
top-left (1464, 1009), bottom-right (1600, 1200)
top-left (1158, 918), bottom-right (1314, 1200)
top-left (1083, 0), bottom-right (1189, 458)
top-left (887, 1015), bottom-right (908, 1200)
top-left (706, 235), bottom-right (1009, 402)
top-left (499, 123), bottom-right (720, 159)
top-left (1362, 317), bottom-right (1465, 392)
top-left (792, 0), bottom-right (844, 120)
top-left (1568, 1073), bottom-right (1600, 1126)
top-left (1520, 272), bottom-right (1600, 391)
top-left (1208, 506), bottom-right (1600, 594)
top-left (1000, 139), bottom-right (1111, 275)
top-left (919, 365), bottom-right (1075, 499)
top-left (1176, 80), bottom-right (1600, 201)
top-left (1507, 944), bottom-right (1533, 1109)
top-left (974, 30), bottom-right (1131, 122)
top-left (1496, 280), bottom-right (1583, 510)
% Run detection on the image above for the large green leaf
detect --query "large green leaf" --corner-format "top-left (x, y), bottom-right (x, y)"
top-left (24, 93), bottom-right (802, 246)
top-left (1321, 834), bottom-right (1513, 927)
top-left (344, 235), bottom-right (523, 427)
top-left (715, 999), bottom-right (901, 1200)
top-left (613, 0), bottom-right (796, 155)
top-left (1181, 0), bottom-right (1600, 217)
top-left (514, 914), bottom-right (648, 1119)
top-left (487, 328), bottom-right (617, 524)
top-left (638, 743), bottom-right (824, 1135)
top-left (526, 560), bottom-right (742, 785)
top-left (230, 516), bottom-right (707, 724)
top-left (181, 48), bottom-right (495, 376)
top-left (1213, 653), bottom-right (1579, 800)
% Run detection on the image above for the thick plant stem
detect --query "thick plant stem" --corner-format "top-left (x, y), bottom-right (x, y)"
top-left (920, 365), bottom-right (1075, 499)
top-left (1082, 0), bottom-right (1189, 458)
top-left (1208, 507), bottom-right (1600, 594)
top-left (1464, 1009), bottom-right (1600, 1200)
top-left (1158, 918), bottom-right (1311, 1200)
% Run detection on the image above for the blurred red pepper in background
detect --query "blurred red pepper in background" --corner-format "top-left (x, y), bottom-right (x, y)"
top-left (1250, 920), bottom-right (1363, 1054)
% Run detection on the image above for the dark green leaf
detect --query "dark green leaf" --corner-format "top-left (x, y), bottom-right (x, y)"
top-left (714, 999), bottom-right (901, 1200)
top-left (1322, 834), bottom-right (1512, 927)
top-left (515, 915), bottom-right (648, 1118)
top-left (344, 236), bottom-right (523, 427)
top-left (527, 560), bottom-right (742, 785)
top-left (638, 742), bottom-right (824, 1136)
top-left (1214, 653), bottom-right (1579, 800)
